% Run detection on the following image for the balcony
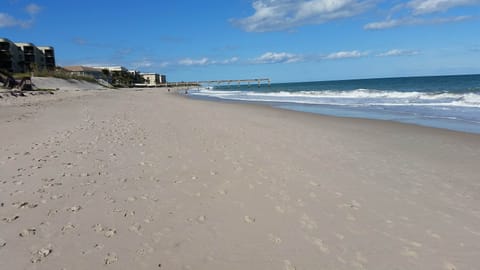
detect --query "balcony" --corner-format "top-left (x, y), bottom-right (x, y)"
top-left (23, 46), bottom-right (34, 54)
top-left (0, 42), bottom-right (10, 51)
top-left (44, 50), bottom-right (54, 57)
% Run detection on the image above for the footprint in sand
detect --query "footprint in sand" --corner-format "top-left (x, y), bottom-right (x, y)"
top-left (196, 215), bottom-right (207, 224)
top-left (426, 229), bottom-right (441, 239)
top-left (144, 217), bottom-right (153, 223)
top-left (47, 209), bottom-right (59, 217)
top-left (19, 228), bottom-right (37, 237)
top-left (2, 215), bottom-right (19, 223)
top-left (268, 234), bottom-right (282, 245)
top-left (356, 251), bottom-right (368, 265)
top-left (335, 233), bottom-right (345, 240)
top-left (284, 260), bottom-right (297, 270)
top-left (300, 214), bottom-right (317, 230)
top-left (104, 252), bottom-right (118, 265)
top-left (338, 200), bottom-right (361, 210)
top-left (61, 223), bottom-right (76, 234)
top-left (0, 238), bottom-right (6, 249)
top-left (217, 189), bottom-right (228, 195)
top-left (82, 191), bottom-right (95, 197)
top-left (401, 247), bottom-right (418, 258)
top-left (444, 262), bottom-right (457, 270)
top-left (275, 206), bottom-right (285, 214)
top-left (12, 180), bottom-right (24, 186)
top-left (307, 181), bottom-right (319, 187)
top-left (244, 216), bottom-right (256, 224)
top-left (129, 223), bottom-right (142, 235)
top-left (312, 238), bottom-right (330, 254)
top-left (50, 194), bottom-right (64, 200)
top-left (136, 242), bottom-right (155, 256)
top-left (93, 224), bottom-right (117, 238)
top-left (13, 201), bottom-right (38, 209)
top-left (66, 206), bottom-right (82, 213)
top-left (31, 245), bottom-right (53, 263)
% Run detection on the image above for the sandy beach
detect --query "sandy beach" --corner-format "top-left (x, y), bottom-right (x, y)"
top-left (1, 88), bottom-right (479, 270)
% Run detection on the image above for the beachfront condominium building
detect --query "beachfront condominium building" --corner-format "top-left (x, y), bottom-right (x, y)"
top-left (0, 38), bottom-right (25, 73)
top-left (0, 38), bottom-right (56, 73)
top-left (160, 74), bottom-right (166, 84)
top-left (141, 73), bottom-right (160, 86)
top-left (141, 73), bottom-right (167, 86)
top-left (16, 43), bottom-right (46, 72)
top-left (38, 46), bottom-right (56, 71)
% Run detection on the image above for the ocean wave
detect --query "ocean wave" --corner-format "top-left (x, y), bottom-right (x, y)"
top-left (190, 88), bottom-right (480, 108)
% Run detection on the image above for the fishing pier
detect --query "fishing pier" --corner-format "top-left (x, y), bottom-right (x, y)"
top-left (196, 78), bottom-right (271, 88)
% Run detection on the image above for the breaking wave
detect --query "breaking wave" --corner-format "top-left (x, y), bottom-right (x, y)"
top-left (190, 88), bottom-right (480, 108)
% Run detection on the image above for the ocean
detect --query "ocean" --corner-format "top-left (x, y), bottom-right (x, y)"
top-left (188, 74), bottom-right (480, 134)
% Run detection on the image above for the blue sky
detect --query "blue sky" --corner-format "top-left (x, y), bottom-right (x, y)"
top-left (1, 0), bottom-right (480, 82)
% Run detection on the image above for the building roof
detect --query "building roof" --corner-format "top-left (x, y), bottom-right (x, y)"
top-left (15, 42), bottom-right (35, 47)
top-left (0, 38), bottom-right (14, 43)
top-left (63, 66), bottom-right (102, 72)
top-left (37, 46), bottom-right (54, 50)
top-left (93, 66), bottom-right (128, 72)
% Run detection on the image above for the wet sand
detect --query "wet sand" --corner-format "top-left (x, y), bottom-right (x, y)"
top-left (1, 88), bottom-right (479, 269)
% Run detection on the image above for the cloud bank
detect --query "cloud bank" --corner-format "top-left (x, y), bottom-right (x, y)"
top-left (231, 0), bottom-right (479, 32)
top-left (365, 0), bottom-right (479, 30)
top-left (253, 52), bottom-right (303, 64)
top-left (232, 0), bottom-right (372, 32)
top-left (177, 57), bottom-right (240, 67)
top-left (377, 49), bottom-right (419, 57)
top-left (0, 3), bottom-right (42, 28)
top-left (324, 50), bottom-right (368, 59)
top-left (364, 15), bottom-right (472, 30)
top-left (407, 0), bottom-right (480, 15)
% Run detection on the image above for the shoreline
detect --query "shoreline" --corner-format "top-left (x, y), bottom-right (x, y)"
top-left (183, 89), bottom-right (480, 136)
top-left (183, 76), bottom-right (480, 135)
top-left (1, 88), bottom-right (479, 269)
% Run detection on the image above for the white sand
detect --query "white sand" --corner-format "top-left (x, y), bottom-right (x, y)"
top-left (0, 88), bottom-right (479, 269)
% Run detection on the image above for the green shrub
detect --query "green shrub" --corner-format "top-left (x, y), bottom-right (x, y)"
top-left (13, 70), bottom-right (98, 84)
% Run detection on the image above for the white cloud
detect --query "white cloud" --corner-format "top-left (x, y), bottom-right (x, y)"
top-left (253, 52), bottom-right (302, 64)
top-left (0, 3), bottom-right (41, 28)
top-left (0, 13), bottom-right (20, 27)
top-left (221, 57), bottom-right (239, 64)
top-left (324, 50), bottom-right (368, 59)
top-left (364, 15), bottom-right (472, 30)
top-left (25, 3), bottom-right (41, 15)
top-left (178, 58), bottom-right (210, 66)
top-left (0, 12), bottom-right (31, 28)
top-left (178, 57), bottom-right (240, 66)
top-left (377, 49), bottom-right (419, 57)
top-left (132, 59), bottom-right (153, 68)
top-left (130, 59), bottom-right (170, 70)
top-left (407, 0), bottom-right (480, 15)
top-left (232, 0), bottom-right (372, 32)
top-left (158, 61), bottom-right (170, 68)
top-left (365, 0), bottom-right (478, 30)
top-left (364, 19), bottom-right (402, 30)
